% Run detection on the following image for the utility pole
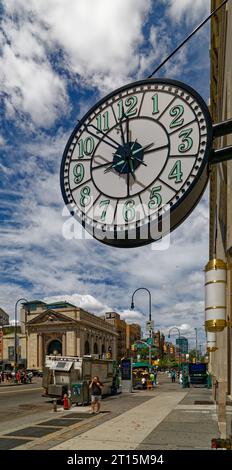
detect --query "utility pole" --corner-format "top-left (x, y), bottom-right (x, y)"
top-left (195, 328), bottom-right (198, 363)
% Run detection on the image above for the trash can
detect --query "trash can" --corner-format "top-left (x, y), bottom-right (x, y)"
top-left (71, 381), bottom-right (90, 405)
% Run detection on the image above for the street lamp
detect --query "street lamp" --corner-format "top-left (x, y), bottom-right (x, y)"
top-left (14, 298), bottom-right (28, 369)
top-left (130, 288), bottom-right (152, 338)
top-left (168, 327), bottom-right (181, 372)
top-left (195, 327), bottom-right (198, 363)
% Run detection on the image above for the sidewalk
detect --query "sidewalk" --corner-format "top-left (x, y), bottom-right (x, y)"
top-left (3, 374), bottom-right (219, 450)
top-left (51, 376), bottom-right (219, 451)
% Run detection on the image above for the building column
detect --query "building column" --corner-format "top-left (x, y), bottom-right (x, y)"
top-left (112, 336), bottom-right (117, 361)
top-left (62, 333), bottom-right (66, 356)
top-left (38, 334), bottom-right (43, 368)
top-left (217, 380), bottom-right (228, 437)
top-left (76, 331), bottom-right (81, 357)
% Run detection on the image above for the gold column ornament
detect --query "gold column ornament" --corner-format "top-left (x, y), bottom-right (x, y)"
top-left (205, 258), bottom-right (227, 332)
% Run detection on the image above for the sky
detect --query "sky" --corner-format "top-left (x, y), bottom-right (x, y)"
top-left (0, 0), bottom-right (211, 350)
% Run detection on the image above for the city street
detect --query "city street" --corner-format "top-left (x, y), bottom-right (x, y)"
top-left (0, 374), bottom-right (222, 450)
top-left (0, 379), bottom-right (52, 432)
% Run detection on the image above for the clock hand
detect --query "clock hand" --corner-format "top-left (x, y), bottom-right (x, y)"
top-left (128, 159), bottom-right (136, 180)
top-left (127, 172), bottom-right (130, 197)
top-left (121, 105), bottom-right (130, 144)
top-left (130, 155), bottom-right (147, 167)
top-left (130, 139), bottom-right (137, 152)
top-left (104, 159), bottom-right (125, 174)
top-left (132, 142), bottom-right (154, 155)
top-left (117, 116), bottom-right (126, 147)
top-left (79, 121), bottom-right (119, 150)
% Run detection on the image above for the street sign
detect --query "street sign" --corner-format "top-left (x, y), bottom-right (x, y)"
top-left (147, 337), bottom-right (153, 346)
top-left (146, 321), bottom-right (154, 332)
top-left (60, 78), bottom-right (212, 248)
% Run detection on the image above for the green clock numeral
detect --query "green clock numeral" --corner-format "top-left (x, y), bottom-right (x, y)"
top-left (117, 95), bottom-right (138, 119)
top-left (152, 93), bottom-right (159, 114)
top-left (178, 128), bottom-right (193, 152)
top-left (73, 163), bottom-right (84, 184)
top-left (80, 186), bottom-right (91, 207)
top-left (123, 200), bottom-right (135, 222)
top-left (168, 160), bottom-right (183, 183)
top-left (99, 199), bottom-right (110, 221)
top-left (78, 137), bottom-right (95, 158)
top-left (96, 111), bottom-right (109, 133)
top-left (169, 105), bottom-right (184, 128)
top-left (148, 185), bottom-right (162, 209)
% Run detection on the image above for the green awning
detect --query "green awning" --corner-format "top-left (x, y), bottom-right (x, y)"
top-left (132, 362), bottom-right (151, 368)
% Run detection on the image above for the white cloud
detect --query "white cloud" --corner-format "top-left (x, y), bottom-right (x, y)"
top-left (1, 0), bottom-right (151, 127)
top-left (164, 0), bottom-right (210, 24)
top-left (0, 136), bottom-right (5, 146)
top-left (44, 293), bottom-right (111, 315)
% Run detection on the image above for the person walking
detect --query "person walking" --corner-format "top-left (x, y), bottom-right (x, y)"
top-left (182, 370), bottom-right (190, 388)
top-left (89, 376), bottom-right (103, 414)
top-left (149, 371), bottom-right (155, 388)
top-left (171, 370), bottom-right (176, 383)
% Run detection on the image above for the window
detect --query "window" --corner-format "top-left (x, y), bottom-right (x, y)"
top-left (84, 341), bottom-right (90, 355)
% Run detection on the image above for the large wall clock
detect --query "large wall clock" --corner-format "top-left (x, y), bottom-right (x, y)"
top-left (60, 78), bottom-right (212, 248)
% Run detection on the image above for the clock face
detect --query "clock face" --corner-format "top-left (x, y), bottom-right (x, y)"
top-left (60, 79), bottom-right (212, 248)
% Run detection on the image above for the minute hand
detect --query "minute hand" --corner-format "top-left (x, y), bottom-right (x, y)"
top-left (132, 143), bottom-right (154, 155)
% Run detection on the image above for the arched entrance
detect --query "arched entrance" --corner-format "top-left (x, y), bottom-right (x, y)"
top-left (101, 344), bottom-right (106, 355)
top-left (94, 342), bottom-right (98, 354)
top-left (47, 339), bottom-right (62, 356)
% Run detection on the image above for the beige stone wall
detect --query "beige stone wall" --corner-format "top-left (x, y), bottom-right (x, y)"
top-left (3, 334), bottom-right (27, 364)
top-left (210, 0), bottom-right (232, 437)
top-left (27, 333), bottom-right (38, 369)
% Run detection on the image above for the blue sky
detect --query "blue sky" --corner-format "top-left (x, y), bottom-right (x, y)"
top-left (0, 0), bottom-right (211, 350)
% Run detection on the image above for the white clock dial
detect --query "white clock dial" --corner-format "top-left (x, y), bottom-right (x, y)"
top-left (61, 79), bottom-right (212, 247)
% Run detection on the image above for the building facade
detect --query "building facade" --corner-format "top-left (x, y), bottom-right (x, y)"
top-left (126, 323), bottom-right (141, 353)
top-left (0, 308), bottom-right (9, 326)
top-left (209, 0), bottom-right (232, 437)
top-left (20, 300), bottom-right (117, 369)
top-left (176, 337), bottom-right (188, 355)
top-left (153, 330), bottom-right (165, 358)
top-left (103, 312), bottom-right (127, 361)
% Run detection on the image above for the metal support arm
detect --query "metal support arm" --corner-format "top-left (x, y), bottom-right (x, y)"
top-left (210, 145), bottom-right (232, 165)
top-left (213, 119), bottom-right (232, 139)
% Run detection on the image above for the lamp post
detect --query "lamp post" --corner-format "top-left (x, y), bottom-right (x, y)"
top-left (168, 327), bottom-right (181, 372)
top-left (195, 327), bottom-right (198, 363)
top-left (14, 298), bottom-right (28, 369)
top-left (131, 288), bottom-right (152, 338)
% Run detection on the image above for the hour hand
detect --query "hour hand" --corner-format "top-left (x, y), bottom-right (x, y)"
top-left (104, 159), bottom-right (125, 174)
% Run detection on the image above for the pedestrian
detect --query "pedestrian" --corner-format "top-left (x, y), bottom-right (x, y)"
top-left (154, 370), bottom-right (158, 386)
top-left (171, 370), bottom-right (176, 383)
top-left (182, 370), bottom-right (190, 388)
top-left (149, 371), bottom-right (155, 388)
top-left (28, 371), bottom-right (33, 383)
top-left (179, 371), bottom-right (183, 385)
top-left (16, 370), bottom-right (21, 383)
top-left (89, 376), bottom-right (103, 414)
